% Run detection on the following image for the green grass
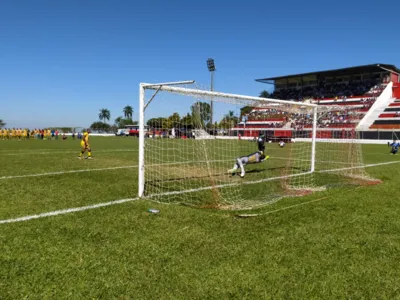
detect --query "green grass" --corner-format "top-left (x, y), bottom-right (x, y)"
top-left (1, 137), bottom-right (400, 299)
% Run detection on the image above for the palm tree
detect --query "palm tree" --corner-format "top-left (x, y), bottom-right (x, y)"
top-left (226, 110), bottom-right (235, 119)
top-left (115, 116), bottom-right (123, 127)
top-left (225, 110), bottom-right (238, 127)
top-left (98, 109), bottom-right (111, 124)
top-left (0, 119), bottom-right (5, 128)
top-left (123, 105), bottom-right (133, 120)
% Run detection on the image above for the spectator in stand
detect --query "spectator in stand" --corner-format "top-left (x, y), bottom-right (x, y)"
top-left (270, 78), bottom-right (382, 101)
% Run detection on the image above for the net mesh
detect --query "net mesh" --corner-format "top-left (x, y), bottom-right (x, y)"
top-left (141, 83), bottom-right (379, 210)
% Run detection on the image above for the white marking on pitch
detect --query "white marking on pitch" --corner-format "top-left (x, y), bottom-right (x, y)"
top-left (0, 165), bottom-right (138, 180)
top-left (0, 197), bottom-right (140, 224)
top-left (317, 160), bottom-right (400, 173)
top-left (0, 149), bottom-right (138, 156)
top-left (2, 159), bottom-right (400, 224)
top-left (1, 154), bottom-right (399, 181)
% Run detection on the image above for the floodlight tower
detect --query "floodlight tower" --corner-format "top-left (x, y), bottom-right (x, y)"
top-left (207, 58), bottom-right (216, 127)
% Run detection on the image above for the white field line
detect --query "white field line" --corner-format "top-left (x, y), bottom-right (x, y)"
top-left (0, 156), bottom-right (312, 181)
top-left (2, 159), bottom-right (400, 224)
top-left (0, 197), bottom-right (140, 224)
top-left (317, 160), bottom-right (400, 173)
top-left (0, 171), bottom-right (312, 224)
top-left (1, 153), bottom-right (398, 180)
top-left (0, 159), bottom-right (233, 180)
top-left (0, 165), bottom-right (138, 180)
top-left (0, 159), bottom-right (228, 180)
top-left (0, 149), bottom-right (138, 156)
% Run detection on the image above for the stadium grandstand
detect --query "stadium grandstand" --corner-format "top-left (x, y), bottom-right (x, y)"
top-left (233, 63), bottom-right (400, 139)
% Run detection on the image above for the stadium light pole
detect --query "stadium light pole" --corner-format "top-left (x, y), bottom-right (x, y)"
top-left (207, 58), bottom-right (216, 128)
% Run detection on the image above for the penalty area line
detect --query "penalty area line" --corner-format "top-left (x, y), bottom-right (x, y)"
top-left (0, 165), bottom-right (138, 180)
top-left (0, 197), bottom-right (140, 224)
top-left (317, 160), bottom-right (400, 173)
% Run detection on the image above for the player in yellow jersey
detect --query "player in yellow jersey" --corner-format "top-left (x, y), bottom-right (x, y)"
top-left (79, 130), bottom-right (92, 159)
top-left (23, 129), bottom-right (27, 139)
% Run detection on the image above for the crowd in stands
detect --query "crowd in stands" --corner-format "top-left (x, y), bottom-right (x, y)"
top-left (238, 76), bottom-right (390, 131)
top-left (241, 105), bottom-right (365, 131)
top-left (270, 78), bottom-right (385, 101)
top-left (290, 108), bottom-right (363, 130)
top-left (247, 108), bottom-right (289, 122)
top-left (360, 98), bottom-right (376, 110)
top-left (0, 128), bottom-right (81, 140)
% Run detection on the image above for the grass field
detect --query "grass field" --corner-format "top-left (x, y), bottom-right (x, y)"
top-left (2, 137), bottom-right (400, 299)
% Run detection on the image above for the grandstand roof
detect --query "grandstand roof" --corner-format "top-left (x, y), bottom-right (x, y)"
top-left (256, 63), bottom-right (400, 83)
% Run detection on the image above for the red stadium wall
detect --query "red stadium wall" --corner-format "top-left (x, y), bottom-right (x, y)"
top-left (316, 131), bottom-right (332, 138)
top-left (393, 83), bottom-right (400, 99)
top-left (274, 130), bottom-right (292, 137)
top-left (243, 131), bottom-right (259, 137)
top-left (391, 73), bottom-right (399, 83)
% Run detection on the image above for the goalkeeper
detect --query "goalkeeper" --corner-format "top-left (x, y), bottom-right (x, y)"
top-left (228, 135), bottom-right (269, 178)
top-left (388, 140), bottom-right (400, 155)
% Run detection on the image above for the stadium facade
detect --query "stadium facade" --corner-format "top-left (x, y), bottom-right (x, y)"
top-left (233, 64), bottom-right (400, 139)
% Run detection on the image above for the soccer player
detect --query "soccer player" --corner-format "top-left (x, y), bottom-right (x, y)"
top-left (79, 130), bottom-right (92, 159)
top-left (228, 135), bottom-right (269, 178)
top-left (388, 140), bottom-right (400, 155)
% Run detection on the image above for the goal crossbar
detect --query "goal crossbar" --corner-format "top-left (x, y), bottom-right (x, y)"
top-left (142, 84), bottom-right (318, 108)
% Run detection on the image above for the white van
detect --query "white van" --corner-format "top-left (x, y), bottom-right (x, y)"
top-left (115, 128), bottom-right (129, 136)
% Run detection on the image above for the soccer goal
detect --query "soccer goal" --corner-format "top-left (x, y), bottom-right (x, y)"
top-left (138, 81), bottom-right (377, 209)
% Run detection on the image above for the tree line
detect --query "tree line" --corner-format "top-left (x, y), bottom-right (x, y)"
top-left (0, 91), bottom-right (270, 132)
top-left (90, 105), bottom-right (136, 131)
top-left (147, 101), bottom-right (239, 130)
top-left (90, 90), bottom-right (271, 132)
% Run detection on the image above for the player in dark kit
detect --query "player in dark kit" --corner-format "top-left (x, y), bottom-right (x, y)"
top-left (388, 140), bottom-right (400, 155)
top-left (228, 135), bottom-right (269, 178)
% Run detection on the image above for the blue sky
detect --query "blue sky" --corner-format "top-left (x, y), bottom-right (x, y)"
top-left (1, 0), bottom-right (399, 128)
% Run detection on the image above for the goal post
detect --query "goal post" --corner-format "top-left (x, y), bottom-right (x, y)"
top-left (310, 106), bottom-right (318, 172)
top-left (139, 81), bottom-right (198, 197)
top-left (138, 81), bottom-right (377, 209)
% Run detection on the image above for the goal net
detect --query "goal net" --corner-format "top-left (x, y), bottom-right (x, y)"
top-left (138, 81), bottom-right (378, 210)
